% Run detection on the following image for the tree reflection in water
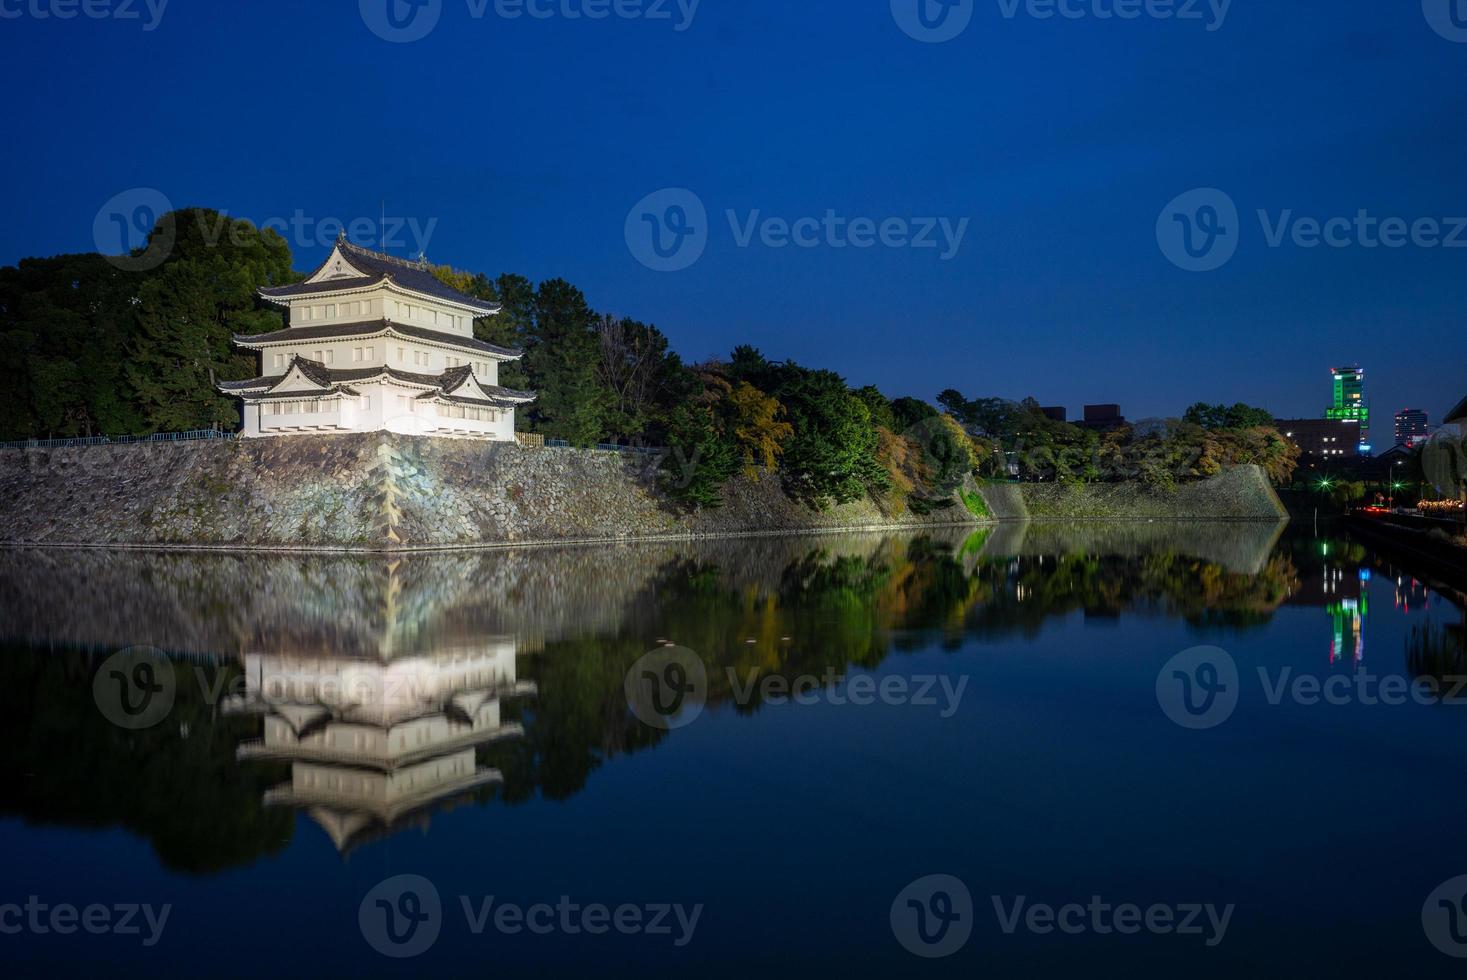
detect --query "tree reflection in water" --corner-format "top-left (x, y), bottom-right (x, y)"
top-left (2, 520), bottom-right (1434, 872)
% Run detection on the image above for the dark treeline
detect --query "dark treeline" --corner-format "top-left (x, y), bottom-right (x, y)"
top-left (1, 208), bottom-right (1299, 508)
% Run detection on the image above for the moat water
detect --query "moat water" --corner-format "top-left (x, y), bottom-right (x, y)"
top-left (1, 522), bottom-right (1465, 977)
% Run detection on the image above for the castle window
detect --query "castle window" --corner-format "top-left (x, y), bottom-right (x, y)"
top-left (397, 347), bottom-right (405, 362)
top-left (325, 304), bottom-right (337, 318)
top-left (273, 353), bottom-right (284, 370)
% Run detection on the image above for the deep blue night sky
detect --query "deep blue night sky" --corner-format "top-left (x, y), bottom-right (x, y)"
top-left (1, 0), bottom-right (1463, 428)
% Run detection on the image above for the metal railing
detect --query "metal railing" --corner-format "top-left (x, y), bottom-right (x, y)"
top-left (0, 429), bottom-right (237, 450)
top-left (543, 438), bottom-right (664, 456)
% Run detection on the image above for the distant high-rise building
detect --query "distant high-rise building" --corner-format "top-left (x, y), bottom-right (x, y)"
top-left (1394, 408), bottom-right (1429, 447)
top-left (1077, 404), bottom-right (1125, 432)
top-left (1324, 366), bottom-right (1370, 454)
top-left (1277, 419), bottom-right (1359, 468)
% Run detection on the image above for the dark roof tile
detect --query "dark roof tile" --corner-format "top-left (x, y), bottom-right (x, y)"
top-left (233, 318), bottom-right (521, 358)
top-left (258, 239), bottom-right (499, 313)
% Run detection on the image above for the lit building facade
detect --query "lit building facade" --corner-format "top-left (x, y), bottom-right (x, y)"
top-left (1394, 408), bottom-right (1429, 447)
top-left (1277, 418), bottom-right (1359, 468)
top-left (1324, 366), bottom-right (1370, 454)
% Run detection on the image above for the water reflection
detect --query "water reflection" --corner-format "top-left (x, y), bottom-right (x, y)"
top-left (0, 519), bottom-right (1462, 871)
top-left (224, 642), bottom-right (534, 855)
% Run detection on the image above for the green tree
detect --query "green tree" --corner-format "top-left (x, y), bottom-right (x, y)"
top-left (661, 403), bottom-right (740, 507)
top-left (520, 279), bottom-right (611, 445)
top-left (891, 396), bottom-right (939, 433)
top-left (1183, 402), bottom-right (1275, 431)
top-left (0, 253), bottom-right (150, 438)
top-left (853, 385), bottom-right (897, 433)
top-left (595, 315), bottom-right (687, 443)
top-left (777, 370), bottom-right (889, 509)
top-left (126, 210), bottom-right (292, 432)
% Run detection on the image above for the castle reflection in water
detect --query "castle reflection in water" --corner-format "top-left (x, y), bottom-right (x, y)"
top-left (0, 520), bottom-right (1460, 865)
top-left (225, 640), bottom-right (534, 854)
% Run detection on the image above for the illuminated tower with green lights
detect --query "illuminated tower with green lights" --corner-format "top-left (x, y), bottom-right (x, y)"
top-left (1325, 366), bottom-right (1370, 454)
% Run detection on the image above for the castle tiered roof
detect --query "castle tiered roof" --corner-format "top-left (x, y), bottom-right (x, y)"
top-left (220, 356), bottom-right (536, 407)
top-left (232, 317), bottom-right (522, 359)
top-left (258, 237), bottom-right (500, 315)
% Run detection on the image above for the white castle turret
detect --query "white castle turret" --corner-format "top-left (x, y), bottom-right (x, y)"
top-left (218, 236), bottom-right (535, 440)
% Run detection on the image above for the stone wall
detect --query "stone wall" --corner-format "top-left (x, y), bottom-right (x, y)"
top-left (0, 434), bottom-right (973, 551)
top-left (1011, 464), bottom-right (1287, 521)
top-left (0, 435), bottom-right (1286, 551)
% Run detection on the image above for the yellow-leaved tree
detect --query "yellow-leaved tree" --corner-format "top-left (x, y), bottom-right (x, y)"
top-left (728, 382), bottom-right (793, 479)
